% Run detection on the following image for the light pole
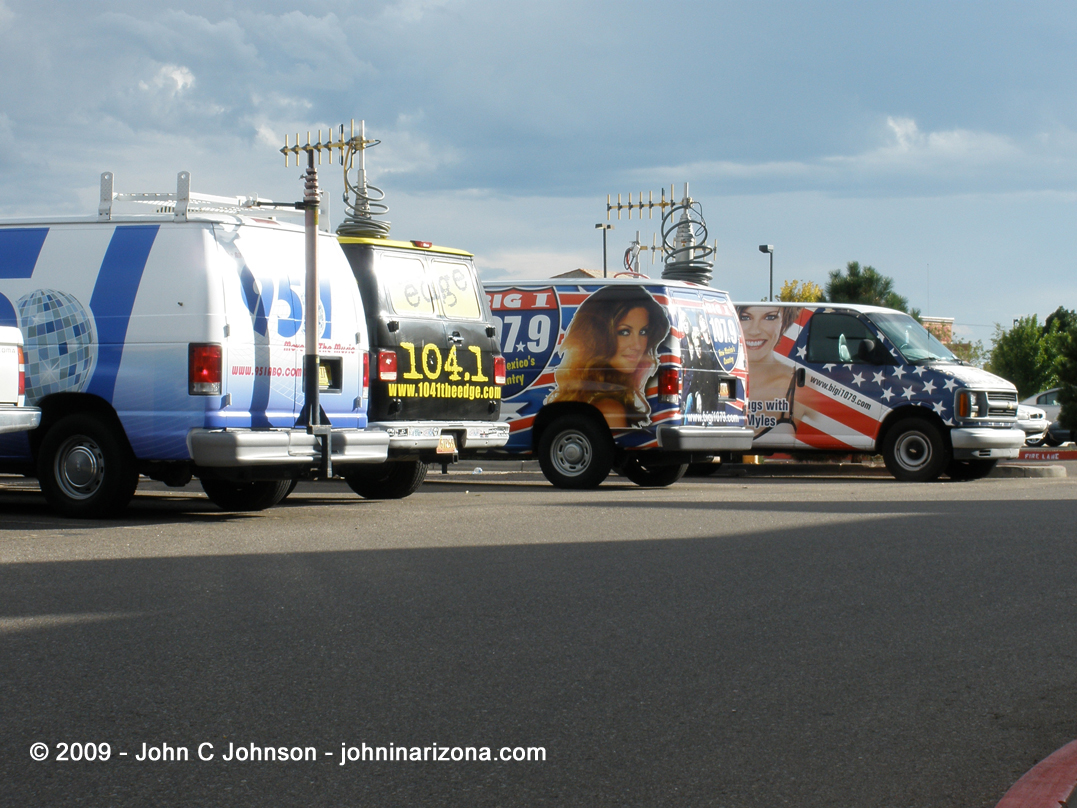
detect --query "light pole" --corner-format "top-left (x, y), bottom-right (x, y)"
top-left (759, 244), bottom-right (774, 301)
top-left (596, 223), bottom-right (614, 277)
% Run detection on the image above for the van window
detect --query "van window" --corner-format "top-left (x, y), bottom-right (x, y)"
top-left (430, 259), bottom-right (483, 320)
top-left (806, 313), bottom-right (878, 364)
top-left (381, 253), bottom-right (438, 316)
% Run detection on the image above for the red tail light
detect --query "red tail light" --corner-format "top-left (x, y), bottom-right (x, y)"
top-left (378, 349), bottom-right (398, 382)
top-left (493, 356), bottom-right (506, 386)
top-left (189, 344), bottom-right (222, 395)
top-left (658, 367), bottom-right (681, 397)
top-left (362, 350), bottom-right (370, 392)
top-left (17, 344), bottom-right (25, 398)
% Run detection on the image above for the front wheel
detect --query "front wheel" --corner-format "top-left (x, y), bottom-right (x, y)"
top-left (620, 456), bottom-right (689, 487)
top-left (945, 459), bottom-right (998, 481)
top-left (200, 479), bottom-right (292, 511)
top-left (1044, 433), bottom-right (1065, 447)
top-left (537, 415), bottom-right (613, 489)
top-left (36, 414), bottom-right (139, 518)
top-left (881, 418), bottom-right (949, 482)
top-left (344, 460), bottom-right (428, 499)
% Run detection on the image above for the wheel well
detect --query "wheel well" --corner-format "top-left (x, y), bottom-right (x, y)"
top-left (875, 406), bottom-right (950, 453)
top-left (531, 402), bottom-right (610, 451)
top-left (30, 394), bottom-right (133, 460)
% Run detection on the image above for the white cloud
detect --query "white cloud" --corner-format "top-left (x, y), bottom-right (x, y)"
top-left (138, 63), bottom-right (195, 95)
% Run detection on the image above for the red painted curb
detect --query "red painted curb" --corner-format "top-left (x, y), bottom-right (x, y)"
top-left (996, 739), bottom-right (1077, 808)
top-left (1018, 449), bottom-right (1077, 461)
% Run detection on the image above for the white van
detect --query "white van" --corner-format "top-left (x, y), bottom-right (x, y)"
top-left (0, 325), bottom-right (40, 434)
top-left (734, 302), bottom-right (1024, 480)
top-left (0, 172), bottom-right (389, 516)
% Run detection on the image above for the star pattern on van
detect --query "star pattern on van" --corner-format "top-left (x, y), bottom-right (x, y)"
top-left (880, 387), bottom-right (895, 402)
top-left (892, 366), bottom-right (906, 379)
top-left (873, 371), bottom-right (886, 385)
top-left (902, 386), bottom-right (916, 400)
top-left (944, 377), bottom-right (958, 391)
top-left (913, 365), bottom-right (927, 376)
top-left (933, 400), bottom-right (946, 415)
top-left (851, 372), bottom-right (865, 386)
top-left (922, 379), bottom-right (936, 394)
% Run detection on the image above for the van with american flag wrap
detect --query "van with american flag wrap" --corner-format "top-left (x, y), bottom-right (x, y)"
top-left (735, 302), bottom-right (1024, 481)
top-left (482, 279), bottom-right (754, 488)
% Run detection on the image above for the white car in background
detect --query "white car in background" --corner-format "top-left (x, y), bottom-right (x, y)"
top-left (1016, 403), bottom-right (1048, 446)
top-left (0, 325), bottom-right (41, 434)
top-left (1021, 388), bottom-right (1062, 422)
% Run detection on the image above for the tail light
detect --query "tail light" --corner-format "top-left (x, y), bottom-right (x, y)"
top-left (658, 367), bottom-right (681, 397)
top-left (493, 356), bottom-right (506, 386)
top-left (17, 344), bottom-right (25, 398)
top-left (189, 344), bottom-right (222, 395)
top-left (378, 349), bottom-right (398, 382)
top-left (362, 350), bottom-right (370, 396)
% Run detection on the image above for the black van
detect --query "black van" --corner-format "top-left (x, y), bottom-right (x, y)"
top-left (338, 237), bottom-right (508, 497)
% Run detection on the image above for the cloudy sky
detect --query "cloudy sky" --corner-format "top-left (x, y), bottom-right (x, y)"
top-left (1, 1), bottom-right (1074, 346)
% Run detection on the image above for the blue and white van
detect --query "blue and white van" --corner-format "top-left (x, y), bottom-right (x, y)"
top-left (0, 171), bottom-right (389, 516)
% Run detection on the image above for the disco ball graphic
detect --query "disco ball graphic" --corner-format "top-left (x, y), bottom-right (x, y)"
top-left (17, 289), bottom-right (97, 404)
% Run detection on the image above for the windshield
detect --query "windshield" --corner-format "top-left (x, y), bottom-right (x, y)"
top-left (867, 311), bottom-right (956, 363)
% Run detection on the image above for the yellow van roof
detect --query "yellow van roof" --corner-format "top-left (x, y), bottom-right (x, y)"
top-left (336, 236), bottom-right (473, 257)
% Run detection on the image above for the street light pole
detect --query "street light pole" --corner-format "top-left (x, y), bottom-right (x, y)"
top-left (596, 223), bottom-right (614, 277)
top-left (759, 244), bottom-right (775, 301)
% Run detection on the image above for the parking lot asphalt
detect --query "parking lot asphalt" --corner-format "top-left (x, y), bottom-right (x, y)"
top-left (3, 458), bottom-right (1077, 807)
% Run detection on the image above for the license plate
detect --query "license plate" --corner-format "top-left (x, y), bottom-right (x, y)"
top-left (436, 434), bottom-right (457, 454)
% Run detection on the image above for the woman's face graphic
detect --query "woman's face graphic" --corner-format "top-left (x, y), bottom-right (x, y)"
top-left (610, 306), bottom-right (649, 374)
top-left (739, 307), bottom-right (782, 362)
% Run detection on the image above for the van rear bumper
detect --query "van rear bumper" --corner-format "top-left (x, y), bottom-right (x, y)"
top-left (656, 425), bottom-right (755, 452)
top-left (950, 426), bottom-right (1024, 459)
top-left (371, 421), bottom-right (511, 452)
top-left (0, 406), bottom-right (41, 435)
top-left (187, 428), bottom-right (390, 467)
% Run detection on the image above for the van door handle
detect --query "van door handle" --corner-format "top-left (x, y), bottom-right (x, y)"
top-left (796, 368), bottom-right (806, 387)
top-left (448, 332), bottom-right (464, 345)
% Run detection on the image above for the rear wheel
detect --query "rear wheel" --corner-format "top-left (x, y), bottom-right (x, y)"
top-left (36, 414), bottom-right (139, 518)
top-left (620, 456), bottom-right (689, 487)
top-left (537, 415), bottom-right (613, 489)
top-left (200, 479), bottom-right (292, 511)
top-left (1044, 433), bottom-right (1065, 447)
top-left (882, 417), bottom-right (949, 482)
top-left (945, 459), bottom-right (998, 481)
top-left (344, 460), bottom-right (428, 499)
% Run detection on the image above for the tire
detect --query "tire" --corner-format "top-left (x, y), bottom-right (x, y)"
top-left (1024, 432), bottom-right (1046, 447)
top-left (537, 415), bottom-right (613, 489)
top-left (279, 478), bottom-right (300, 501)
top-left (200, 479), bottom-right (292, 511)
top-left (1044, 433), bottom-right (1064, 448)
top-left (36, 414), bottom-right (139, 518)
top-left (344, 460), bottom-right (428, 499)
top-left (881, 417), bottom-right (949, 482)
top-left (620, 456), bottom-right (689, 487)
top-left (945, 459), bottom-right (998, 481)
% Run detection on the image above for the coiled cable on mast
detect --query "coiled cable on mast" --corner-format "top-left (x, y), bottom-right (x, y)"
top-left (335, 132), bottom-right (392, 239)
top-left (660, 190), bottom-right (714, 286)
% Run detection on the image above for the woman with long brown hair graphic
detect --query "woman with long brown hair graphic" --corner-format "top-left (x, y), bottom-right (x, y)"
top-left (546, 286), bottom-right (670, 429)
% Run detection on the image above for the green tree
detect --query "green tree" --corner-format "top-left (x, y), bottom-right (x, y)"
top-left (949, 340), bottom-right (987, 367)
top-left (825, 261), bottom-right (915, 314)
top-left (987, 315), bottom-right (1054, 398)
top-left (778, 279), bottom-right (824, 302)
top-left (1057, 328), bottom-right (1077, 432)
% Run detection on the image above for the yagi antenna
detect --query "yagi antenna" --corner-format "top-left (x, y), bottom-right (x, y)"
top-left (280, 119), bottom-right (380, 167)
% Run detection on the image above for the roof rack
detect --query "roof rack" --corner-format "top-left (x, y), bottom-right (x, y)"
top-left (97, 171), bottom-right (298, 222)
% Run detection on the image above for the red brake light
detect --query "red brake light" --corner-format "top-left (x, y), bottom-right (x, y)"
top-left (17, 344), bottom-right (25, 397)
top-left (362, 350), bottom-right (370, 391)
top-left (411, 240), bottom-right (432, 249)
top-left (189, 344), bottom-right (222, 395)
top-left (378, 349), bottom-right (398, 382)
top-left (493, 356), bottom-right (506, 386)
top-left (658, 367), bottom-right (681, 397)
